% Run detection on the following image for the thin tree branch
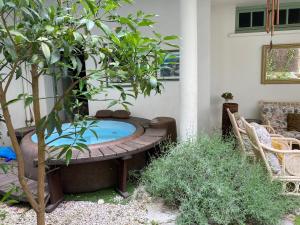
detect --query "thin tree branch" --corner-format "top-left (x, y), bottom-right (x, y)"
top-left (4, 62), bottom-right (19, 94)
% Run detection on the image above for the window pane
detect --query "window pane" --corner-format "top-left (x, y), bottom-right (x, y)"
top-left (252, 11), bottom-right (264, 27)
top-left (279, 9), bottom-right (287, 25)
top-left (288, 8), bottom-right (300, 24)
top-left (239, 12), bottom-right (251, 27)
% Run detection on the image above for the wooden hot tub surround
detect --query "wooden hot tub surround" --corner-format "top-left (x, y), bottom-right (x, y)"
top-left (17, 116), bottom-right (173, 212)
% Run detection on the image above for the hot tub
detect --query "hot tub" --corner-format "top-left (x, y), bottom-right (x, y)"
top-left (31, 120), bottom-right (138, 147)
top-left (21, 118), bottom-right (148, 193)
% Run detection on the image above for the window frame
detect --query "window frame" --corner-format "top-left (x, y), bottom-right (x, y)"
top-left (235, 2), bottom-right (300, 33)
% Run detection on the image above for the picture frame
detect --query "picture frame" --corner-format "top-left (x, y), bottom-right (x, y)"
top-left (158, 50), bottom-right (180, 81)
top-left (261, 43), bottom-right (300, 84)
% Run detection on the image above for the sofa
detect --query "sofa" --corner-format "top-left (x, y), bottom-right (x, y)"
top-left (260, 101), bottom-right (300, 139)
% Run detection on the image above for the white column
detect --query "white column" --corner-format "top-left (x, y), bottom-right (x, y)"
top-left (180, 0), bottom-right (198, 140)
top-left (198, 0), bottom-right (211, 133)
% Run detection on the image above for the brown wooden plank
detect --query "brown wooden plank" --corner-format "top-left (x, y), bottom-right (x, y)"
top-left (132, 135), bottom-right (162, 145)
top-left (90, 148), bottom-right (104, 158)
top-left (99, 146), bottom-right (116, 157)
top-left (124, 141), bottom-right (144, 148)
top-left (116, 143), bottom-right (136, 152)
top-left (76, 149), bottom-right (91, 159)
top-left (108, 145), bottom-right (127, 154)
top-left (0, 175), bottom-right (18, 188)
top-left (0, 168), bottom-right (49, 202)
top-left (144, 128), bottom-right (167, 137)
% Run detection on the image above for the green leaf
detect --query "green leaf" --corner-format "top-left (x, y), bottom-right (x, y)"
top-left (5, 98), bottom-right (20, 106)
top-left (96, 21), bottom-right (111, 35)
top-left (73, 32), bottom-right (82, 42)
top-left (86, 20), bottom-right (95, 31)
top-left (65, 150), bottom-right (72, 165)
top-left (107, 100), bottom-right (118, 108)
top-left (0, 0), bottom-right (4, 10)
top-left (25, 96), bottom-right (33, 107)
top-left (6, 2), bottom-right (15, 8)
top-left (41, 43), bottom-right (51, 62)
top-left (10, 30), bottom-right (29, 41)
top-left (50, 51), bottom-right (60, 64)
top-left (138, 20), bottom-right (155, 27)
top-left (1, 187), bottom-right (15, 202)
top-left (70, 56), bottom-right (77, 69)
top-left (83, 0), bottom-right (97, 14)
top-left (45, 25), bottom-right (54, 33)
top-left (76, 142), bottom-right (89, 151)
top-left (164, 35), bottom-right (179, 41)
top-left (15, 67), bottom-right (22, 79)
top-left (31, 54), bottom-right (39, 63)
top-left (111, 34), bottom-right (120, 46)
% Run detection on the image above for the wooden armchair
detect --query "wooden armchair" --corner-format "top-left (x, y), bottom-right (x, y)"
top-left (227, 108), bottom-right (251, 156)
top-left (242, 118), bottom-right (300, 195)
top-left (227, 109), bottom-right (279, 157)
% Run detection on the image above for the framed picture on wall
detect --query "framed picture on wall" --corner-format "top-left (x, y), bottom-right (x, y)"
top-left (158, 50), bottom-right (180, 81)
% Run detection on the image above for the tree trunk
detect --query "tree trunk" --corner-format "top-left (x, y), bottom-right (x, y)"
top-left (31, 64), bottom-right (46, 225)
top-left (0, 85), bottom-right (39, 211)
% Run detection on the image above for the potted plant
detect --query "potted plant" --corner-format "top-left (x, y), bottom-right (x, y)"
top-left (221, 92), bottom-right (234, 102)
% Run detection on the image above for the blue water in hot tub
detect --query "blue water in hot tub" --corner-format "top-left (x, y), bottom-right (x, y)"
top-left (31, 120), bottom-right (136, 147)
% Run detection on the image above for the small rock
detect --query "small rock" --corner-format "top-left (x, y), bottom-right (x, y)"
top-left (113, 195), bottom-right (123, 203)
top-left (97, 199), bottom-right (105, 204)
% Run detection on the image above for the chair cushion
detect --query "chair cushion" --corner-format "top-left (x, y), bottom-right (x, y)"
top-left (276, 128), bottom-right (300, 140)
top-left (251, 123), bottom-right (281, 174)
top-left (272, 140), bottom-right (290, 164)
top-left (261, 102), bottom-right (294, 130)
top-left (251, 123), bottom-right (272, 147)
top-left (112, 110), bottom-right (130, 119)
top-left (287, 113), bottom-right (300, 132)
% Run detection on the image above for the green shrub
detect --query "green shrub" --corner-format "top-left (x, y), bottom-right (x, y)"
top-left (142, 135), bottom-right (299, 225)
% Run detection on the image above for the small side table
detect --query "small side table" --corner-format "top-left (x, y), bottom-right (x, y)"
top-left (222, 103), bottom-right (238, 138)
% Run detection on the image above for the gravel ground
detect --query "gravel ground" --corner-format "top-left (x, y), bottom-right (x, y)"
top-left (0, 187), bottom-right (296, 225)
top-left (0, 187), bottom-right (178, 225)
top-left (0, 200), bottom-right (148, 225)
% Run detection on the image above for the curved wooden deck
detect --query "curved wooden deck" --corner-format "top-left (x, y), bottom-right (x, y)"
top-left (32, 117), bottom-right (167, 166)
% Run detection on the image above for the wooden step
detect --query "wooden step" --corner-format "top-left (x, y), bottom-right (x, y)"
top-left (0, 161), bottom-right (49, 202)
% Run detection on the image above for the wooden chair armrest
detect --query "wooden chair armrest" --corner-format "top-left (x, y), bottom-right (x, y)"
top-left (271, 137), bottom-right (300, 145)
top-left (238, 128), bottom-right (246, 134)
top-left (261, 143), bottom-right (300, 154)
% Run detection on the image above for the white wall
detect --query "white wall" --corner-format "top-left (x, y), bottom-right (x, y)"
top-left (88, 0), bottom-right (181, 124)
top-left (211, 3), bottom-right (300, 129)
top-left (0, 67), bottom-right (53, 145)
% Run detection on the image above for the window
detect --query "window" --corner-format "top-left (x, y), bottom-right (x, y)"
top-left (288, 8), bottom-right (300, 24)
top-left (252, 11), bottom-right (264, 27)
top-left (236, 3), bottom-right (300, 33)
top-left (239, 12), bottom-right (251, 27)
